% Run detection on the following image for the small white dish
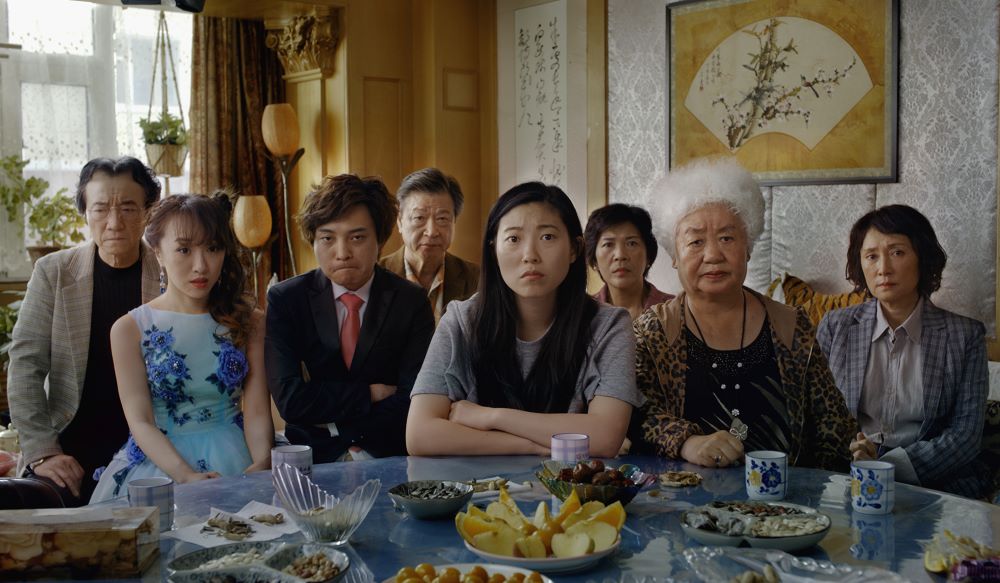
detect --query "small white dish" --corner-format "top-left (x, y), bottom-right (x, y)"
top-left (680, 502), bottom-right (831, 552)
top-left (683, 546), bottom-right (908, 582)
top-left (462, 538), bottom-right (619, 574)
top-left (379, 563), bottom-right (553, 583)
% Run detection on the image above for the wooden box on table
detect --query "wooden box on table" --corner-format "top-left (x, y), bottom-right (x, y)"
top-left (0, 506), bottom-right (159, 578)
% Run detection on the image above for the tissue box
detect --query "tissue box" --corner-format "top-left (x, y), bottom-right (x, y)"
top-left (0, 506), bottom-right (159, 578)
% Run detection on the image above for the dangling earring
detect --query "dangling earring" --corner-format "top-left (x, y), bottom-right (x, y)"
top-left (159, 269), bottom-right (167, 294)
top-left (215, 270), bottom-right (223, 288)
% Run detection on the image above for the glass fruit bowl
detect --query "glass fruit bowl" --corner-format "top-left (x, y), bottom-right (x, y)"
top-left (535, 460), bottom-right (655, 506)
top-left (273, 463), bottom-right (380, 545)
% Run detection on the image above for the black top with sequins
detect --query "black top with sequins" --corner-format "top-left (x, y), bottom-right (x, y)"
top-left (683, 318), bottom-right (792, 453)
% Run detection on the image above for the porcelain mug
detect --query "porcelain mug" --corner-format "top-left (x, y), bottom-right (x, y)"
top-left (127, 476), bottom-right (174, 532)
top-left (271, 445), bottom-right (313, 484)
top-left (551, 433), bottom-right (589, 462)
top-left (745, 450), bottom-right (787, 500)
top-left (850, 460), bottom-right (894, 514)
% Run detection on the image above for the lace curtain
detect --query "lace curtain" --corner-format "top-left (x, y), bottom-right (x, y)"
top-left (0, 0), bottom-right (192, 279)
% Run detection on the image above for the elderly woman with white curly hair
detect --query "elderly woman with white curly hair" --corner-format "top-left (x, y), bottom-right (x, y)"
top-left (632, 157), bottom-right (855, 472)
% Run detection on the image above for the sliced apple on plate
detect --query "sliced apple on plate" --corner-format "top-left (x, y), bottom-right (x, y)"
top-left (551, 532), bottom-right (595, 558)
top-left (565, 520), bottom-right (618, 552)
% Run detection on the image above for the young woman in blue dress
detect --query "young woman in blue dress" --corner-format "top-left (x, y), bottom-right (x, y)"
top-left (90, 194), bottom-right (272, 501)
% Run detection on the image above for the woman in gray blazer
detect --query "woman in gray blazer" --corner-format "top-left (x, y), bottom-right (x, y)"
top-left (7, 157), bottom-right (161, 503)
top-left (817, 205), bottom-right (989, 498)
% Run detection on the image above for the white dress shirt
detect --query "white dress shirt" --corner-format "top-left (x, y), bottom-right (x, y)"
top-left (860, 297), bottom-right (924, 484)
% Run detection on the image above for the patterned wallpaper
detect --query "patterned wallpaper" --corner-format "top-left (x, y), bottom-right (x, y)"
top-left (608, 0), bottom-right (999, 334)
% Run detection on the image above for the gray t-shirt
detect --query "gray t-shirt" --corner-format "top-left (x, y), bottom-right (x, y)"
top-left (411, 296), bottom-right (644, 412)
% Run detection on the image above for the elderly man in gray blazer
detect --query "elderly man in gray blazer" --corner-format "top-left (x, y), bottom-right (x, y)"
top-left (7, 156), bottom-right (161, 504)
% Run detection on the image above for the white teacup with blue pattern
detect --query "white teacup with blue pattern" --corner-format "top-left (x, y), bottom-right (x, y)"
top-left (850, 460), bottom-right (894, 514)
top-left (745, 450), bottom-right (787, 500)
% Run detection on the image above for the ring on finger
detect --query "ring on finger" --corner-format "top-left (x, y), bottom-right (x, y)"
top-left (714, 454), bottom-right (722, 467)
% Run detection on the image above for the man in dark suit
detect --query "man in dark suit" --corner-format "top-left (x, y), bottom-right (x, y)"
top-left (266, 174), bottom-right (435, 463)
top-left (379, 167), bottom-right (479, 324)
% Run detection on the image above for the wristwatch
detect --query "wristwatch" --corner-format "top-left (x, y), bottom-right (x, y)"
top-left (28, 457), bottom-right (48, 471)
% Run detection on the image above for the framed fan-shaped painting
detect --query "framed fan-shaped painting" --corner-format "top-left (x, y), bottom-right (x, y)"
top-left (667, 0), bottom-right (899, 185)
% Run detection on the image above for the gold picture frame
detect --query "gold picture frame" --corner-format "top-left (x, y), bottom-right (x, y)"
top-left (667, 0), bottom-right (899, 185)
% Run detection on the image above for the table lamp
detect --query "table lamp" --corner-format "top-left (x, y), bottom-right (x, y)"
top-left (233, 194), bottom-right (272, 297)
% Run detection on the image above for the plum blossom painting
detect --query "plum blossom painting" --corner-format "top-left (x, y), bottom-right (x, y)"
top-left (667, 0), bottom-right (898, 185)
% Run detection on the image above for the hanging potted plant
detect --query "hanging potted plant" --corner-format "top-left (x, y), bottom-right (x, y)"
top-left (140, 110), bottom-right (188, 177)
top-left (141, 11), bottom-right (188, 179)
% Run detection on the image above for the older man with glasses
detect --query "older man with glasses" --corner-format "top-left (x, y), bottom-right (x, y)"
top-left (8, 156), bottom-right (162, 504)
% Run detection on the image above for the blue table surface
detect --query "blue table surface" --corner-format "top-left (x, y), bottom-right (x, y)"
top-left (85, 455), bottom-right (999, 582)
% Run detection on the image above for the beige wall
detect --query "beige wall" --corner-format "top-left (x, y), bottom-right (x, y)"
top-left (280, 0), bottom-right (496, 274)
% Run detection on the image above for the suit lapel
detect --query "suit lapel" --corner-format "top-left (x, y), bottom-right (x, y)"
top-left (845, 302), bottom-right (876, 416)
top-left (63, 245), bottom-right (95, 392)
top-left (442, 253), bottom-right (462, 305)
top-left (352, 268), bottom-right (394, 372)
top-left (918, 301), bottom-right (947, 438)
top-left (308, 269), bottom-right (342, 356)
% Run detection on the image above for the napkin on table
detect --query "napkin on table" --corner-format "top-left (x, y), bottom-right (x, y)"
top-left (162, 507), bottom-right (284, 548)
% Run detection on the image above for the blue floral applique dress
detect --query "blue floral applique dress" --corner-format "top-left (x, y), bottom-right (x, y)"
top-left (90, 304), bottom-right (252, 502)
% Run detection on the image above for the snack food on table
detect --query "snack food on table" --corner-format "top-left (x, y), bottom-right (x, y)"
top-left (283, 551), bottom-right (342, 582)
top-left (196, 549), bottom-right (268, 570)
top-left (923, 530), bottom-right (1000, 574)
top-left (555, 460), bottom-right (635, 488)
top-left (683, 501), bottom-right (829, 537)
top-left (454, 486), bottom-right (624, 559)
top-left (659, 471), bottom-right (703, 488)
top-left (394, 563), bottom-right (543, 583)
top-left (201, 514), bottom-right (255, 541)
top-left (251, 513), bottom-right (285, 525)
top-left (730, 565), bottom-right (779, 583)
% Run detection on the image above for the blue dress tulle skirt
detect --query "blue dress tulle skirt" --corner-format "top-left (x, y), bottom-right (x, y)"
top-left (90, 305), bottom-right (252, 502)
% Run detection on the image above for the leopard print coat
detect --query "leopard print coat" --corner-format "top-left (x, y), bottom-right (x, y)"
top-left (633, 290), bottom-right (855, 472)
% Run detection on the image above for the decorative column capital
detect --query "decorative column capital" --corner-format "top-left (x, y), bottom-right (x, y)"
top-left (266, 11), bottom-right (340, 79)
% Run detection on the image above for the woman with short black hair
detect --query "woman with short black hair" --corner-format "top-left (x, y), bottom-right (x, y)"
top-left (818, 204), bottom-right (989, 498)
top-left (584, 203), bottom-right (673, 320)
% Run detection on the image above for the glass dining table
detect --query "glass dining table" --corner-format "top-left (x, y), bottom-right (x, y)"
top-left (130, 455), bottom-right (997, 582)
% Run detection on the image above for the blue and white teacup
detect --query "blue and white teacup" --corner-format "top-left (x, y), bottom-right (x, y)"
top-left (850, 460), bottom-right (895, 514)
top-left (745, 450), bottom-right (787, 500)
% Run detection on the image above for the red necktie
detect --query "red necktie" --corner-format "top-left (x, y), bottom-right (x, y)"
top-left (339, 292), bottom-right (363, 369)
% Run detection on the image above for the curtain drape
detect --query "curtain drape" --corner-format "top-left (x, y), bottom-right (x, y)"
top-left (189, 16), bottom-right (286, 301)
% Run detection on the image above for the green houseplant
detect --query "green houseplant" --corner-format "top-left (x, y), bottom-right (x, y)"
top-left (0, 291), bottom-right (23, 413)
top-left (27, 191), bottom-right (85, 248)
top-left (140, 111), bottom-right (188, 177)
top-left (0, 156), bottom-right (48, 230)
top-left (0, 156), bottom-right (84, 263)
top-left (138, 110), bottom-right (187, 145)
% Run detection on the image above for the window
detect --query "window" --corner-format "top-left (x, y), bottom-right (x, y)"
top-left (0, 0), bottom-right (192, 279)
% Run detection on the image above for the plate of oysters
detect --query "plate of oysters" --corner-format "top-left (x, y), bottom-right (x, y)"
top-left (681, 501), bottom-right (831, 552)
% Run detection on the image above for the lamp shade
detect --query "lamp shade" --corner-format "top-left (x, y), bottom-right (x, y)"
top-left (233, 195), bottom-right (272, 249)
top-left (262, 104), bottom-right (301, 156)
